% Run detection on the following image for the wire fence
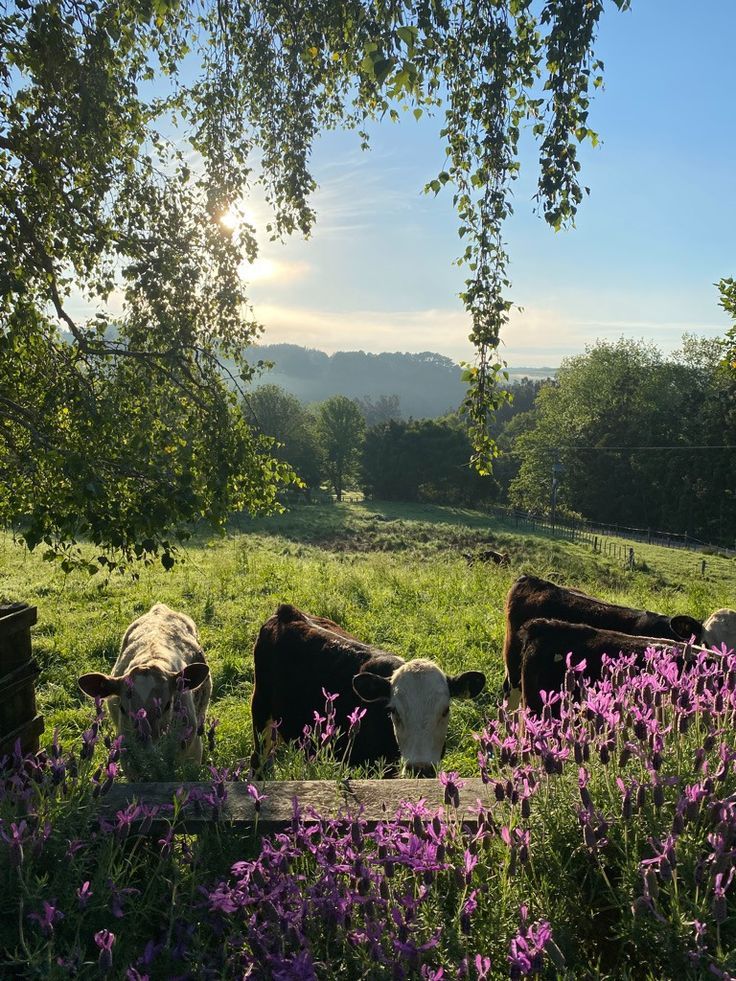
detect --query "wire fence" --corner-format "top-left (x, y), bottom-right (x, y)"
top-left (487, 505), bottom-right (735, 566)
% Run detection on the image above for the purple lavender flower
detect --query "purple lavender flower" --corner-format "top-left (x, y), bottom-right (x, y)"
top-left (438, 771), bottom-right (464, 808)
top-left (472, 955), bottom-right (492, 980)
top-left (76, 881), bottom-right (93, 909)
top-left (508, 905), bottom-right (553, 979)
top-left (460, 889), bottom-right (478, 935)
top-left (95, 930), bottom-right (116, 974)
top-left (1, 819), bottom-right (27, 867)
top-left (713, 869), bottom-right (734, 924)
top-left (347, 705), bottom-right (367, 729)
top-left (28, 900), bottom-right (64, 938)
top-left (247, 783), bottom-right (268, 812)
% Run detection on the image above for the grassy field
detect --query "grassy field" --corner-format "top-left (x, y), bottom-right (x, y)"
top-left (2, 501), bottom-right (733, 775)
top-left (2, 502), bottom-right (736, 978)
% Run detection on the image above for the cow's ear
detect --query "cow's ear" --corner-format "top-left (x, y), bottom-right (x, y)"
top-left (78, 672), bottom-right (120, 699)
top-left (353, 672), bottom-right (392, 704)
top-left (178, 663), bottom-right (210, 692)
top-left (670, 615), bottom-right (702, 640)
top-left (448, 671), bottom-right (486, 699)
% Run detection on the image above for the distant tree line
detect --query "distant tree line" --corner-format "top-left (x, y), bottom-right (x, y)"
top-left (243, 379), bottom-right (539, 505)
top-left (507, 337), bottom-right (736, 548)
top-left (244, 345), bottom-right (466, 419)
top-left (244, 336), bottom-right (736, 547)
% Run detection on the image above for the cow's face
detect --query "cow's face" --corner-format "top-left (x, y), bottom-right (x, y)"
top-left (670, 614), bottom-right (705, 641)
top-left (78, 664), bottom-right (210, 743)
top-left (701, 609), bottom-right (736, 651)
top-left (352, 659), bottom-right (485, 776)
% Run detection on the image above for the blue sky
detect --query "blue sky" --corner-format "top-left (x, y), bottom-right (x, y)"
top-left (241, 0), bottom-right (736, 368)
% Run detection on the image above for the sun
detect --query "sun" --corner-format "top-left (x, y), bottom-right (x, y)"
top-left (219, 207), bottom-right (239, 231)
top-left (219, 204), bottom-right (258, 233)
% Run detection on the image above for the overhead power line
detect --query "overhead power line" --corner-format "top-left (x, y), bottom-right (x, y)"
top-left (550, 444), bottom-right (736, 452)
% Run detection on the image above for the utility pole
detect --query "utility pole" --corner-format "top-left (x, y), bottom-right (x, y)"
top-left (551, 451), bottom-right (563, 534)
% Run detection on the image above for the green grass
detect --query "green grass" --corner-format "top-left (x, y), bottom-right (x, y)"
top-left (2, 503), bottom-right (736, 978)
top-left (1, 501), bottom-right (733, 775)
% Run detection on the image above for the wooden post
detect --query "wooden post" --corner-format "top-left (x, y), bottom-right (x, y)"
top-left (0, 603), bottom-right (43, 758)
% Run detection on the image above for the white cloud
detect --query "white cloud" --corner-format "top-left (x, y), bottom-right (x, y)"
top-left (241, 257), bottom-right (311, 285)
top-left (252, 299), bottom-right (729, 368)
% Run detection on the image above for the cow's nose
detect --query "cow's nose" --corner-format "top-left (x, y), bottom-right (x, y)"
top-left (406, 763), bottom-right (436, 779)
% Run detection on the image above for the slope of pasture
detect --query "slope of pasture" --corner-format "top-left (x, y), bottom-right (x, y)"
top-left (1, 502), bottom-right (733, 774)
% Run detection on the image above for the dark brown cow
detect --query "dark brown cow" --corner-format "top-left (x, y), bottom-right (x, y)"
top-left (503, 575), bottom-right (703, 708)
top-left (464, 549), bottom-right (510, 566)
top-left (519, 617), bottom-right (701, 714)
top-left (251, 604), bottom-right (485, 776)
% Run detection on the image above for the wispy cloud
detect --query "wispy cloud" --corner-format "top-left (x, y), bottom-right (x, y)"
top-left (253, 300), bottom-right (728, 368)
top-left (241, 258), bottom-right (311, 285)
top-left (253, 302), bottom-right (475, 359)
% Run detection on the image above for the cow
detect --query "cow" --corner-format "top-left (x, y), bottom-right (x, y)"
top-left (463, 548), bottom-right (510, 566)
top-left (518, 617), bottom-right (709, 714)
top-left (251, 603), bottom-right (486, 777)
top-left (77, 604), bottom-right (212, 765)
top-left (702, 608), bottom-right (736, 649)
top-left (502, 574), bottom-right (706, 710)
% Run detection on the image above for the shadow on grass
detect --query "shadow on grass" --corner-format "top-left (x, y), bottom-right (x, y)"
top-left (228, 500), bottom-right (503, 547)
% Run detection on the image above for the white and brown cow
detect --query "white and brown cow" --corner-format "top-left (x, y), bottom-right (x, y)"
top-left (701, 608), bottom-right (736, 650)
top-left (78, 604), bottom-right (211, 764)
top-left (251, 604), bottom-right (486, 777)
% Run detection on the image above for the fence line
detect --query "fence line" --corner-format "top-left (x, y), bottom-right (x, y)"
top-left (487, 506), bottom-right (735, 565)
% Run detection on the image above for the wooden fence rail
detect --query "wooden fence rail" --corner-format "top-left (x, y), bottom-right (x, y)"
top-left (0, 603), bottom-right (43, 757)
top-left (101, 778), bottom-right (494, 834)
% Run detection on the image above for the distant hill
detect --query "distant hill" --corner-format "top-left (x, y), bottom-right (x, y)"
top-left (245, 344), bottom-right (554, 418)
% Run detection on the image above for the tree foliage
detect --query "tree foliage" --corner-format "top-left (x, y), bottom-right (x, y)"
top-left (509, 338), bottom-right (736, 546)
top-left (2, 0), bottom-right (635, 561)
top-left (362, 417), bottom-right (497, 505)
top-left (719, 277), bottom-right (736, 371)
top-left (355, 393), bottom-right (402, 428)
top-left (316, 396), bottom-right (365, 502)
top-left (243, 384), bottom-right (322, 490)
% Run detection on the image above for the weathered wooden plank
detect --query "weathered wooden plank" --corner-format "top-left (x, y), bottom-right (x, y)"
top-left (0, 714), bottom-right (45, 758)
top-left (100, 778), bottom-right (496, 834)
top-left (0, 604), bottom-right (37, 674)
top-left (0, 604), bottom-right (42, 755)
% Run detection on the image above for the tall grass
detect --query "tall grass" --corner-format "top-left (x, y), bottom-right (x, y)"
top-left (1, 502), bottom-right (734, 976)
top-left (2, 502), bottom-right (731, 773)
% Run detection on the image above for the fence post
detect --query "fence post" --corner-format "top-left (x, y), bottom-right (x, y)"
top-left (593, 535), bottom-right (598, 553)
top-left (628, 547), bottom-right (635, 570)
top-left (0, 603), bottom-right (43, 758)
top-left (701, 559), bottom-right (707, 576)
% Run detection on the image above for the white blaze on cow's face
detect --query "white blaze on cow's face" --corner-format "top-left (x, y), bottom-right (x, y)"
top-left (353, 659), bottom-right (486, 777)
top-left (702, 609), bottom-right (736, 651)
top-left (389, 661), bottom-right (452, 776)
